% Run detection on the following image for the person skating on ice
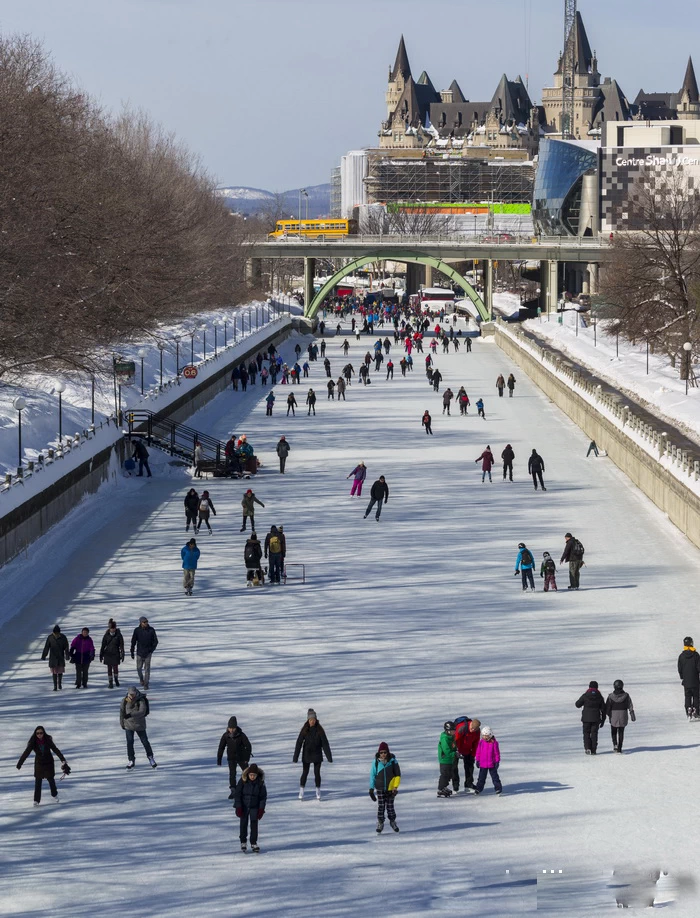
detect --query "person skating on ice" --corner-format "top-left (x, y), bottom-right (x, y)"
top-left (69, 627), bottom-right (95, 689)
top-left (264, 525), bottom-right (284, 584)
top-left (100, 619), bottom-right (125, 688)
top-left (369, 742), bottom-right (401, 833)
top-left (120, 686), bottom-right (157, 769)
top-left (437, 721), bottom-right (459, 797)
top-left (293, 709), bottom-right (333, 800)
top-left (364, 475), bottom-right (389, 521)
top-left (287, 392), bottom-right (297, 416)
top-left (514, 542), bottom-right (536, 592)
top-left (276, 436), bottom-right (290, 473)
top-left (235, 764), bottom-right (267, 853)
top-left (496, 374), bottom-right (505, 397)
top-left (265, 390), bottom-right (275, 416)
top-left (306, 388), bottom-right (317, 414)
top-left (528, 449), bottom-right (546, 491)
top-left (422, 410), bottom-right (433, 435)
top-left (196, 491), bottom-right (216, 534)
top-left (540, 552), bottom-right (557, 591)
top-left (217, 716), bottom-right (252, 799)
top-left (476, 446), bottom-right (494, 483)
top-left (16, 726), bottom-right (68, 806)
top-left (678, 637), bottom-right (700, 719)
top-left (240, 489), bottom-right (264, 532)
top-left (130, 616), bottom-right (158, 690)
top-left (244, 533), bottom-right (264, 585)
top-left (501, 444), bottom-right (514, 481)
top-left (41, 625), bottom-right (69, 691)
top-left (560, 532), bottom-right (584, 590)
top-left (184, 488), bottom-right (199, 532)
top-left (454, 716), bottom-right (481, 791)
top-left (605, 680), bottom-right (635, 752)
top-left (575, 680), bottom-right (606, 755)
top-left (476, 397), bottom-right (485, 418)
top-left (507, 373), bottom-right (516, 397)
top-left (473, 726), bottom-right (502, 795)
top-left (347, 462), bottom-right (367, 496)
top-left (181, 538), bottom-right (200, 595)
top-left (442, 388), bottom-right (454, 415)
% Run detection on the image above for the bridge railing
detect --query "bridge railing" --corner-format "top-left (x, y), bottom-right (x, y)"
top-left (252, 234), bottom-right (610, 247)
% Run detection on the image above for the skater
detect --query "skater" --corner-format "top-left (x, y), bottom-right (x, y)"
top-left (476, 446), bottom-right (494, 483)
top-left (16, 726), bottom-right (68, 805)
top-left (324, 357), bottom-right (331, 377)
top-left (286, 392), bottom-right (297, 416)
top-left (432, 368), bottom-right (442, 392)
top-left (184, 487), bottom-right (199, 532)
top-left (132, 438), bottom-right (152, 477)
top-left (293, 708), bottom-right (333, 800)
top-left (342, 339), bottom-right (350, 355)
top-left (193, 441), bottom-right (204, 478)
top-left (120, 685), bottom-right (157, 769)
top-left (575, 680), bottom-right (606, 755)
top-left (496, 374), bottom-right (505, 397)
top-left (41, 625), bottom-right (69, 691)
top-left (326, 378), bottom-right (335, 399)
top-left (507, 373), bottom-right (516, 397)
top-left (514, 542), bottom-right (536, 592)
top-left (276, 436), bottom-right (290, 473)
top-left (437, 721), bottom-right (458, 797)
top-left (363, 475), bottom-right (389, 521)
top-left (454, 717), bottom-right (481, 791)
top-left (501, 444), bottom-right (514, 481)
top-left (560, 532), bottom-right (584, 590)
top-left (473, 726), bottom-right (502, 795)
top-left (264, 525), bottom-right (284, 584)
top-left (343, 363), bottom-right (354, 385)
top-left (244, 532), bottom-right (264, 585)
top-left (605, 680), bottom-right (636, 752)
top-left (359, 363), bottom-right (369, 385)
top-left (181, 538), bottom-right (200, 595)
top-left (369, 742), bottom-right (401, 833)
top-left (241, 489), bottom-right (264, 532)
top-left (217, 716), bottom-right (252, 799)
top-left (337, 377), bottom-right (346, 400)
top-left (197, 491), bottom-right (216, 533)
top-left (400, 358), bottom-right (407, 377)
top-left (130, 616), bottom-right (158, 690)
top-left (678, 637), bottom-right (700, 719)
top-left (386, 359), bottom-right (394, 380)
top-left (265, 391), bottom-right (275, 416)
top-left (70, 627), bottom-right (95, 688)
top-left (347, 462), bottom-right (366, 496)
top-left (306, 388), bottom-right (317, 415)
top-left (239, 365), bottom-right (248, 391)
top-left (528, 449), bottom-right (546, 491)
top-left (422, 410), bottom-right (433, 435)
top-left (260, 366), bottom-right (268, 387)
top-left (442, 388), bottom-right (454, 415)
top-left (540, 552), bottom-right (558, 591)
top-left (476, 398), bottom-right (485, 419)
top-left (302, 361), bottom-right (310, 379)
top-left (99, 619), bottom-right (125, 688)
top-left (231, 366), bottom-right (240, 391)
top-left (234, 764), bottom-right (267, 853)
top-left (457, 387), bottom-right (470, 415)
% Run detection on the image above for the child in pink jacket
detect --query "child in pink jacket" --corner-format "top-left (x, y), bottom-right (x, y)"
top-left (473, 726), bottom-right (502, 795)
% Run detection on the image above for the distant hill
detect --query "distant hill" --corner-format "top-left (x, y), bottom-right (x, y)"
top-left (215, 183), bottom-right (331, 219)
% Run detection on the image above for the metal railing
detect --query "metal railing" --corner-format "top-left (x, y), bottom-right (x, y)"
top-left (126, 409), bottom-right (223, 464)
top-left (249, 234), bottom-right (610, 248)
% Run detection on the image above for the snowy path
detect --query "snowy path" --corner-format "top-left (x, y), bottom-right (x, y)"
top-left (1, 322), bottom-right (699, 915)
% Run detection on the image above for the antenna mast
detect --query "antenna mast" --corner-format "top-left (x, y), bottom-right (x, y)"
top-left (562, 0), bottom-right (577, 139)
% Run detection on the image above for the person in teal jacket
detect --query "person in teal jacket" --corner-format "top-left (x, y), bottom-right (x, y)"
top-left (181, 538), bottom-right (200, 596)
top-left (514, 542), bottom-right (536, 592)
top-left (265, 391), bottom-right (275, 417)
top-left (437, 721), bottom-right (458, 797)
top-left (368, 742), bottom-right (401, 834)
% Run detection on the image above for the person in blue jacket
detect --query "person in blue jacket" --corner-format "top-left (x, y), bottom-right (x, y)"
top-left (514, 542), bottom-right (536, 592)
top-left (181, 538), bottom-right (200, 596)
top-left (369, 741), bottom-right (401, 834)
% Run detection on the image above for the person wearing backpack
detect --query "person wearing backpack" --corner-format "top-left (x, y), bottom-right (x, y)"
top-left (540, 552), bottom-right (557, 591)
top-left (605, 680), bottom-right (636, 753)
top-left (244, 533), bottom-right (264, 585)
top-left (514, 542), bottom-right (536, 592)
top-left (560, 532), bottom-right (585, 590)
top-left (265, 390), bottom-right (275, 416)
top-left (264, 525), bottom-right (284, 584)
top-left (677, 637), bottom-right (700, 719)
top-left (574, 680), bottom-right (606, 755)
top-left (181, 538), bottom-right (200, 596)
top-left (528, 449), bottom-right (546, 491)
top-left (422, 410), bottom-right (433, 436)
top-left (196, 491), bottom-right (216, 534)
top-left (120, 685), bottom-right (157, 769)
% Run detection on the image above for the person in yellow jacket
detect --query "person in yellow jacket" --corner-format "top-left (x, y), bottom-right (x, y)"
top-left (368, 741), bottom-right (401, 834)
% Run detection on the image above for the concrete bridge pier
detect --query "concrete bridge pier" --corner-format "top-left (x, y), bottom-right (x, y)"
top-left (540, 260), bottom-right (560, 314)
top-left (482, 259), bottom-right (493, 320)
top-left (245, 257), bottom-right (262, 289)
top-left (405, 262), bottom-right (422, 296)
top-left (304, 257), bottom-right (316, 311)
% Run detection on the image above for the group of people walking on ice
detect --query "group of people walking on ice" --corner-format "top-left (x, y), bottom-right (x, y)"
top-left (514, 532), bottom-right (585, 591)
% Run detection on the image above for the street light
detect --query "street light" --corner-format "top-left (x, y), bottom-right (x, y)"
top-left (223, 319), bottom-right (228, 347)
top-left (200, 323), bottom-right (207, 359)
top-left (158, 343), bottom-right (165, 387)
top-left (214, 320), bottom-right (219, 357)
top-left (190, 331), bottom-right (196, 364)
top-left (137, 347), bottom-right (147, 395)
top-left (644, 328), bottom-right (650, 375)
top-left (683, 341), bottom-right (692, 395)
top-left (175, 338), bottom-right (181, 376)
top-left (13, 396), bottom-right (26, 468)
top-left (55, 381), bottom-right (66, 443)
top-left (298, 188), bottom-right (308, 231)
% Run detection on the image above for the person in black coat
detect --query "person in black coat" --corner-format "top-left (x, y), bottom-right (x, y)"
top-left (100, 619), bottom-right (125, 688)
top-left (244, 534), bottom-right (264, 584)
top-left (16, 726), bottom-right (67, 805)
top-left (678, 636), bottom-right (700, 718)
top-left (575, 681), bottom-right (606, 754)
top-left (363, 476), bottom-right (389, 521)
top-left (132, 439), bottom-right (151, 477)
top-left (217, 716), bottom-right (252, 798)
top-left (41, 625), bottom-right (69, 691)
top-left (528, 449), bottom-right (546, 490)
top-left (501, 444), bottom-right (515, 482)
top-left (234, 764), bottom-right (267, 852)
top-left (184, 488), bottom-right (199, 532)
top-left (293, 709), bottom-right (333, 800)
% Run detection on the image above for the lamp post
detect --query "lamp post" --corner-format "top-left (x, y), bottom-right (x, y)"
top-left (214, 320), bottom-right (219, 357)
top-left (298, 188), bottom-right (307, 232)
top-left (13, 396), bottom-right (26, 468)
top-left (137, 347), bottom-right (147, 395)
top-left (683, 341), bottom-right (692, 395)
top-left (200, 323), bottom-right (207, 359)
top-left (644, 328), bottom-right (650, 375)
top-left (91, 376), bottom-right (95, 425)
top-left (55, 381), bottom-right (66, 443)
top-left (175, 338), bottom-right (181, 376)
top-left (224, 319), bottom-right (228, 347)
top-left (190, 331), bottom-right (196, 364)
top-left (158, 343), bottom-right (164, 387)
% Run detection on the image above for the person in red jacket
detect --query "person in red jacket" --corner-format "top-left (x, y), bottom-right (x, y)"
top-left (454, 717), bottom-right (481, 791)
top-left (476, 446), bottom-right (495, 483)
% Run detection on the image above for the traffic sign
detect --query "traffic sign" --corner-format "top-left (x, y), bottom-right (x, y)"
top-left (182, 365), bottom-right (198, 379)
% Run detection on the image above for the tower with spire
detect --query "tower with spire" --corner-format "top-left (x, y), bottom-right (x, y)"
top-left (677, 57), bottom-right (700, 119)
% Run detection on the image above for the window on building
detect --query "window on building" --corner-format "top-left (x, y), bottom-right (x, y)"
top-left (670, 126), bottom-right (683, 144)
top-left (457, 112), bottom-right (462, 126)
top-left (616, 126), bottom-right (625, 145)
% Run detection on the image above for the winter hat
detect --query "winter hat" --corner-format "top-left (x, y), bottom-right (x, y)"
top-left (202, 490), bottom-right (209, 497)
top-left (589, 680), bottom-right (599, 689)
top-left (52, 625), bottom-right (61, 634)
top-left (684, 636), bottom-right (694, 646)
top-left (247, 764), bottom-right (258, 775)
top-left (127, 686), bottom-right (139, 697)
top-left (307, 708), bottom-right (317, 720)
top-left (518, 542), bottom-right (526, 549)
top-left (481, 726), bottom-right (493, 738)
top-left (280, 435), bottom-right (285, 440)
top-left (139, 616), bottom-right (148, 624)
top-left (565, 532), bottom-right (573, 539)
top-left (246, 489), bottom-right (252, 495)
top-left (250, 533), bottom-right (258, 541)
top-left (543, 551), bottom-right (551, 558)
top-left (613, 680), bottom-right (624, 691)
top-left (377, 742), bottom-right (390, 754)
top-left (228, 716), bottom-right (238, 729)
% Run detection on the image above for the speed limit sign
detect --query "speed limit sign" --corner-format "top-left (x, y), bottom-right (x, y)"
top-left (182, 365), bottom-right (198, 379)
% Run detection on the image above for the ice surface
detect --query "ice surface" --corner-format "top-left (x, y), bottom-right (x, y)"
top-left (1, 319), bottom-right (699, 916)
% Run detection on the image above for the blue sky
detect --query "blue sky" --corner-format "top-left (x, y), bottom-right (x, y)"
top-left (1, 0), bottom-right (698, 189)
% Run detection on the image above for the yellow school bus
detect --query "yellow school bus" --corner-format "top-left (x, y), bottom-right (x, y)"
top-left (269, 219), bottom-right (357, 239)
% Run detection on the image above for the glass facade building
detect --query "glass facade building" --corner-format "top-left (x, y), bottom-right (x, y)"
top-left (533, 139), bottom-right (599, 235)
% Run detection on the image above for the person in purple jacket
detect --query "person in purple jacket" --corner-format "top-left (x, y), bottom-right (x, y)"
top-left (347, 462), bottom-right (367, 497)
top-left (472, 725), bottom-right (502, 795)
top-left (69, 627), bottom-right (95, 689)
